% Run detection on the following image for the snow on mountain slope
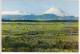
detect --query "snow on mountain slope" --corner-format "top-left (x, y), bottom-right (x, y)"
top-left (43, 7), bottom-right (64, 16)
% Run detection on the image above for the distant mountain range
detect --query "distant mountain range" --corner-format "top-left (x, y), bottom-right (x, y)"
top-left (2, 14), bottom-right (78, 21)
top-left (2, 7), bottom-right (78, 21)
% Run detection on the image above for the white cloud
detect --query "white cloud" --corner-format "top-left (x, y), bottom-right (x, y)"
top-left (2, 10), bottom-right (31, 15)
top-left (2, 11), bottom-right (21, 15)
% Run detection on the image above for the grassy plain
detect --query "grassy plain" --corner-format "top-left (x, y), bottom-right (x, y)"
top-left (2, 22), bottom-right (78, 52)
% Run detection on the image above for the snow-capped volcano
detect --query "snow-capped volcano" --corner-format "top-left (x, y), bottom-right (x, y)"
top-left (44, 7), bottom-right (64, 16)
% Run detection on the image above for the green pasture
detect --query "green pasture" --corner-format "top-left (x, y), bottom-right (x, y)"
top-left (2, 22), bottom-right (78, 52)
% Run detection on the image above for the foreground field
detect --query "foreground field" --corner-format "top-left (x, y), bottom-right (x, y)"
top-left (2, 22), bottom-right (78, 52)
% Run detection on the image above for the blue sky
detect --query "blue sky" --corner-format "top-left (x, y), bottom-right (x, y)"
top-left (2, 0), bottom-right (78, 16)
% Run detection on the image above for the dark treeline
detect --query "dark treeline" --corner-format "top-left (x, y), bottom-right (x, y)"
top-left (2, 20), bottom-right (78, 22)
